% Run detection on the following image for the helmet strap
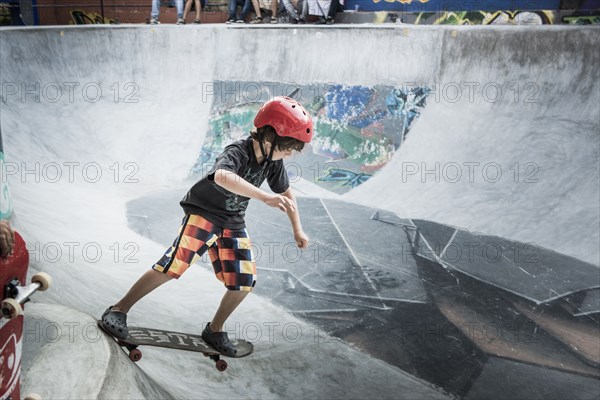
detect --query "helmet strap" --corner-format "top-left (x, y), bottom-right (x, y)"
top-left (258, 139), bottom-right (268, 160)
top-left (258, 137), bottom-right (277, 164)
top-left (268, 136), bottom-right (278, 162)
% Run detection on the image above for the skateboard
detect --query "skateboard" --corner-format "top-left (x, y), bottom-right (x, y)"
top-left (97, 323), bottom-right (254, 371)
top-left (1, 231), bottom-right (52, 400)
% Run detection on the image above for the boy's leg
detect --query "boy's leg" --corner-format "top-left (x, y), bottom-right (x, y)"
top-left (102, 269), bottom-right (170, 338)
top-left (103, 215), bottom-right (219, 338)
top-left (203, 228), bottom-right (255, 355)
top-left (209, 290), bottom-right (250, 332)
top-left (112, 269), bottom-right (172, 314)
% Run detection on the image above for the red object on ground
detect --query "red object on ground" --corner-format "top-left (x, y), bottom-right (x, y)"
top-left (0, 231), bottom-right (29, 400)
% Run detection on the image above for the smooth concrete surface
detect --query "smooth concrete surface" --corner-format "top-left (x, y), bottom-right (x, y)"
top-left (22, 303), bottom-right (173, 398)
top-left (0, 23), bottom-right (598, 399)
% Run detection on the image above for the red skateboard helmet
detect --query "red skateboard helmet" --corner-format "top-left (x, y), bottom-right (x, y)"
top-left (254, 96), bottom-right (313, 143)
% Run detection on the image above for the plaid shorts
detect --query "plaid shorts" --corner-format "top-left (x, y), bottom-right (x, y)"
top-left (152, 214), bottom-right (257, 291)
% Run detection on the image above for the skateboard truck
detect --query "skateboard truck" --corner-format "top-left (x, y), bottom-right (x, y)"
top-left (1, 272), bottom-right (52, 319)
top-left (206, 353), bottom-right (228, 372)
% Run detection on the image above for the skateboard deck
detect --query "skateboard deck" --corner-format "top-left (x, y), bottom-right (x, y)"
top-left (97, 322), bottom-right (254, 371)
top-left (1, 232), bottom-right (51, 399)
top-left (1, 232), bottom-right (27, 400)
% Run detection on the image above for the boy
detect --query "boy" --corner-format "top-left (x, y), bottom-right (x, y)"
top-left (102, 96), bottom-right (313, 356)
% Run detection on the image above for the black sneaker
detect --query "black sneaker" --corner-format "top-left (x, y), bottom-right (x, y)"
top-left (226, 18), bottom-right (235, 24)
top-left (201, 323), bottom-right (238, 357)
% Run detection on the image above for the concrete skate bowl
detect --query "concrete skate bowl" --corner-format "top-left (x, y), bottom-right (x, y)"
top-left (1, 24), bottom-right (599, 399)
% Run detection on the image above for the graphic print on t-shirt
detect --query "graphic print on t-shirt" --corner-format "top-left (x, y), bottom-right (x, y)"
top-left (223, 165), bottom-right (269, 213)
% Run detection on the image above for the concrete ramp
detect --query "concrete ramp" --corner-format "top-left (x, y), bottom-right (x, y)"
top-left (21, 303), bottom-right (174, 399)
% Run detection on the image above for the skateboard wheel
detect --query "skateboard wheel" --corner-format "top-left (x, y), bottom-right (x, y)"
top-left (32, 272), bottom-right (52, 291)
top-left (129, 348), bottom-right (142, 362)
top-left (24, 394), bottom-right (43, 400)
top-left (215, 359), bottom-right (228, 372)
top-left (1, 298), bottom-right (23, 319)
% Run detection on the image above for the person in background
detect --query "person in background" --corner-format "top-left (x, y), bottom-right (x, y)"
top-left (313, 0), bottom-right (340, 24)
top-left (0, 220), bottom-right (14, 258)
top-left (183, 0), bottom-right (202, 23)
top-left (280, 0), bottom-right (307, 23)
top-left (227, 0), bottom-right (252, 23)
top-left (250, 0), bottom-right (279, 23)
top-left (150, 0), bottom-right (185, 24)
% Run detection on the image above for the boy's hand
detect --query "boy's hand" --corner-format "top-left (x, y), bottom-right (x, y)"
top-left (263, 193), bottom-right (296, 213)
top-left (294, 230), bottom-right (309, 249)
top-left (0, 220), bottom-right (15, 258)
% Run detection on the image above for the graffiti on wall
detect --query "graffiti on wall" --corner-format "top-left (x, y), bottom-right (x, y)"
top-left (192, 82), bottom-right (430, 193)
top-left (413, 10), bottom-right (555, 25)
top-left (562, 14), bottom-right (600, 24)
top-left (345, 0), bottom-right (561, 12)
top-left (70, 10), bottom-right (116, 24)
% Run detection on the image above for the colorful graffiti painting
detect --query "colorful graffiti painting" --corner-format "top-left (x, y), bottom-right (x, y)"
top-left (70, 10), bottom-right (116, 24)
top-left (345, 0), bottom-right (561, 12)
top-left (192, 82), bottom-right (430, 194)
top-left (562, 14), bottom-right (600, 24)
top-left (413, 10), bottom-right (554, 25)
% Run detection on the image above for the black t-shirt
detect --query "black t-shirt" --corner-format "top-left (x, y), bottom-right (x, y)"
top-left (180, 136), bottom-right (290, 229)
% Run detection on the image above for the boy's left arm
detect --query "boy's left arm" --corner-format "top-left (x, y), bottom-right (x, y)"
top-left (280, 188), bottom-right (309, 249)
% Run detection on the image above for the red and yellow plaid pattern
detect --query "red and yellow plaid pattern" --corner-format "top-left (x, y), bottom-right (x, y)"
top-left (153, 215), bottom-right (256, 291)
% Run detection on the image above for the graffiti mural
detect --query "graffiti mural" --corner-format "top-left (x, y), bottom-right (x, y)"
top-left (562, 14), bottom-right (600, 24)
top-left (70, 10), bottom-right (116, 24)
top-left (412, 10), bottom-right (555, 25)
top-left (344, 0), bottom-right (561, 12)
top-left (192, 82), bottom-right (430, 194)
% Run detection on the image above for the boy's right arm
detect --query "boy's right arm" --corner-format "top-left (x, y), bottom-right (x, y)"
top-left (213, 169), bottom-right (295, 213)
